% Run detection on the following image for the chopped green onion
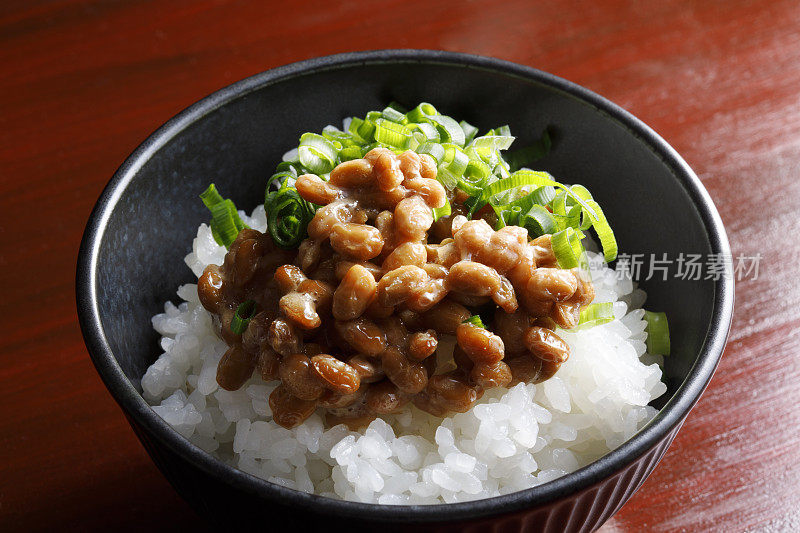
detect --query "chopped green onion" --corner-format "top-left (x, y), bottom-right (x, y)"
top-left (529, 185), bottom-right (557, 206)
top-left (432, 198), bottom-right (452, 221)
top-left (551, 227), bottom-right (586, 269)
top-left (200, 184), bottom-right (248, 249)
top-left (409, 122), bottom-right (441, 142)
top-left (565, 185), bottom-right (595, 230)
top-left (582, 198), bottom-right (618, 262)
top-left (460, 120), bottom-right (479, 144)
top-left (485, 125), bottom-right (511, 137)
top-left (356, 120), bottom-right (376, 143)
top-left (322, 125), bottom-right (357, 146)
top-left (520, 204), bottom-right (558, 237)
top-left (469, 135), bottom-right (516, 154)
top-left (437, 144), bottom-right (470, 189)
top-left (457, 159), bottom-right (491, 199)
top-left (298, 133), bottom-right (338, 174)
top-left (338, 145), bottom-right (363, 162)
top-left (230, 300), bottom-right (257, 335)
top-left (464, 158), bottom-right (492, 182)
top-left (274, 159), bottom-right (301, 176)
top-left (416, 141), bottom-right (445, 163)
top-left (576, 303), bottom-right (615, 329)
top-left (381, 106), bottom-right (407, 123)
top-left (264, 180), bottom-right (315, 249)
top-left (644, 311), bottom-right (670, 355)
top-left (406, 102), bottom-right (438, 123)
top-left (199, 182), bottom-right (224, 207)
top-left (428, 114), bottom-right (466, 147)
top-left (347, 117), bottom-right (364, 135)
top-left (474, 170), bottom-right (617, 261)
top-left (374, 119), bottom-right (414, 149)
top-left (550, 191), bottom-right (583, 232)
top-left (484, 184), bottom-right (556, 227)
top-left (457, 178), bottom-right (483, 198)
top-left (462, 315), bottom-right (485, 328)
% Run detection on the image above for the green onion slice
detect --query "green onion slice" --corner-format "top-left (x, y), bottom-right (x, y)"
top-left (230, 300), bottom-right (257, 335)
top-left (264, 183), bottom-right (315, 249)
top-left (409, 122), bottom-right (441, 142)
top-left (483, 184), bottom-right (555, 225)
top-left (298, 133), bottom-right (339, 174)
top-left (582, 198), bottom-right (618, 262)
top-left (460, 120), bottom-right (479, 144)
top-left (436, 144), bottom-right (470, 189)
top-left (644, 311), bottom-right (670, 355)
top-left (551, 227), bottom-right (586, 269)
top-left (416, 141), bottom-right (445, 163)
top-left (469, 135), bottom-right (515, 154)
top-left (406, 102), bottom-right (438, 123)
top-left (473, 170), bottom-right (617, 261)
top-left (520, 204), bottom-right (558, 237)
top-left (381, 106), bottom-right (407, 123)
top-left (338, 145), bottom-right (363, 162)
top-left (432, 198), bottom-right (452, 221)
top-left (322, 125), bottom-right (356, 146)
top-left (462, 315), bottom-right (485, 328)
top-left (357, 120), bottom-right (376, 143)
top-left (576, 303), bottom-right (615, 329)
top-left (374, 119), bottom-right (415, 149)
top-left (199, 182), bottom-right (224, 208)
top-left (200, 184), bottom-right (248, 249)
top-left (487, 125), bottom-right (511, 137)
top-left (424, 114), bottom-right (464, 147)
top-left (347, 117), bottom-right (364, 137)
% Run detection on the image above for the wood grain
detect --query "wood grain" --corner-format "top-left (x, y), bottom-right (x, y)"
top-left (1, 1), bottom-right (798, 531)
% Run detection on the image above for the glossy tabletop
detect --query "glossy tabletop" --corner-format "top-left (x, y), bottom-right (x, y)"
top-left (1, 1), bottom-right (798, 531)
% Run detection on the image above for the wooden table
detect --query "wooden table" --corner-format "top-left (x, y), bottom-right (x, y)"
top-left (2, 1), bottom-right (798, 531)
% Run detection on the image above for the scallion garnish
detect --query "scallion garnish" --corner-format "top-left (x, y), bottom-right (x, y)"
top-left (298, 133), bottom-right (339, 174)
top-left (460, 120), bottom-right (479, 145)
top-left (520, 204), bottom-right (558, 238)
top-left (381, 105), bottom-right (407, 124)
top-left (551, 227), bottom-right (586, 270)
top-left (470, 170), bottom-right (617, 262)
top-left (230, 300), bottom-right (257, 335)
top-left (432, 198), bottom-right (452, 221)
top-left (406, 102), bottom-right (438, 123)
top-left (644, 311), bottom-right (670, 355)
top-left (200, 184), bottom-right (249, 249)
top-left (264, 168), bottom-right (316, 250)
top-left (410, 122), bottom-right (441, 143)
top-left (374, 119), bottom-right (415, 149)
top-left (416, 141), bottom-right (445, 163)
top-left (576, 302), bottom-right (615, 329)
top-left (427, 114), bottom-right (466, 147)
top-left (462, 315), bottom-right (485, 328)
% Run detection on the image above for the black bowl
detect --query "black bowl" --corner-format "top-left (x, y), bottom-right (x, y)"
top-left (77, 50), bottom-right (734, 532)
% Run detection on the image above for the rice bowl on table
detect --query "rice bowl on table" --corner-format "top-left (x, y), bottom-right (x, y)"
top-left (141, 102), bottom-right (671, 505)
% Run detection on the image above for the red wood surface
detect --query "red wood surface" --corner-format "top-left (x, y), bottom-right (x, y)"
top-left (1, 1), bottom-right (798, 531)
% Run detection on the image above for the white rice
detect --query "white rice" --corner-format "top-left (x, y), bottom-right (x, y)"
top-left (142, 205), bottom-right (667, 504)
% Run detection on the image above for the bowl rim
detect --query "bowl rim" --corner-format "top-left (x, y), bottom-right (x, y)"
top-left (76, 48), bottom-right (734, 524)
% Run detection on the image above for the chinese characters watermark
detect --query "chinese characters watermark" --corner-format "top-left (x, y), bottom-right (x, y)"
top-left (612, 253), bottom-right (761, 281)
